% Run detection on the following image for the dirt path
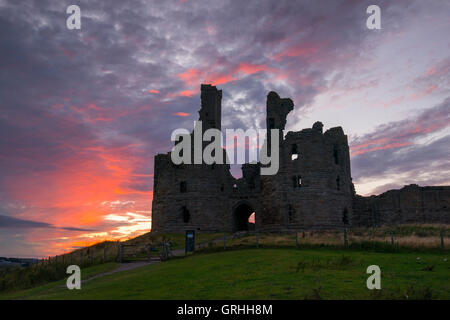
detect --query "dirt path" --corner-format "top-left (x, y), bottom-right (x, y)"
top-left (81, 260), bottom-right (160, 284)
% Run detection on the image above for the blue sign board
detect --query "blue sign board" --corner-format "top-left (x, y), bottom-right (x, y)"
top-left (185, 230), bottom-right (195, 254)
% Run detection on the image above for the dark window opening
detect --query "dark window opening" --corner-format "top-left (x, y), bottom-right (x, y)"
top-left (180, 181), bottom-right (187, 193)
top-left (292, 175), bottom-right (302, 189)
top-left (333, 146), bottom-right (339, 165)
top-left (182, 206), bottom-right (190, 223)
top-left (291, 144), bottom-right (299, 160)
top-left (342, 208), bottom-right (349, 225)
top-left (220, 184), bottom-right (224, 192)
top-left (268, 118), bottom-right (275, 129)
top-left (336, 176), bottom-right (340, 191)
top-left (291, 144), bottom-right (298, 154)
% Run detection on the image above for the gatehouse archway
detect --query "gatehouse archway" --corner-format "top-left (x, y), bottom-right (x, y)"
top-left (232, 202), bottom-right (255, 232)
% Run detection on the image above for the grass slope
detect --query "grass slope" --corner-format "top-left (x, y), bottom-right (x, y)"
top-left (1, 262), bottom-right (118, 300)
top-left (2, 249), bottom-right (448, 300)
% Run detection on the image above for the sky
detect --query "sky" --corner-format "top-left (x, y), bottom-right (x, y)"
top-left (0, 0), bottom-right (449, 258)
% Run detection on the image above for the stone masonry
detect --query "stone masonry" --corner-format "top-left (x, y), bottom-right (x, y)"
top-left (151, 84), bottom-right (449, 233)
top-left (353, 184), bottom-right (450, 227)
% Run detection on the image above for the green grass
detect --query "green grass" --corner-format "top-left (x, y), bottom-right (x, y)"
top-left (0, 232), bottom-right (229, 293)
top-left (1, 262), bottom-right (118, 300)
top-left (1, 249), bottom-right (448, 300)
top-left (1, 226), bottom-right (446, 294)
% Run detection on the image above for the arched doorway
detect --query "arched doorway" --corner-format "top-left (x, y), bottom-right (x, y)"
top-left (233, 202), bottom-right (255, 232)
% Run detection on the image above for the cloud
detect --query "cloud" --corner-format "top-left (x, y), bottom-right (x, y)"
top-left (350, 97), bottom-right (450, 156)
top-left (172, 112), bottom-right (191, 117)
top-left (351, 97), bottom-right (450, 194)
top-left (0, 215), bottom-right (93, 232)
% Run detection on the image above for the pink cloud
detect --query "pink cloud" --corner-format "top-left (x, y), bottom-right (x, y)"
top-left (172, 112), bottom-right (190, 117)
top-left (176, 62), bottom-right (274, 97)
top-left (237, 62), bottom-right (271, 75)
top-left (350, 98), bottom-right (450, 156)
top-left (179, 90), bottom-right (197, 97)
top-left (351, 142), bottom-right (412, 156)
top-left (272, 43), bottom-right (320, 62)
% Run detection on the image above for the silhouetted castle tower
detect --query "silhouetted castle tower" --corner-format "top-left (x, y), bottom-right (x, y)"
top-left (152, 85), bottom-right (236, 232)
top-left (199, 84), bottom-right (222, 132)
top-left (151, 84), bottom-right (449, 233)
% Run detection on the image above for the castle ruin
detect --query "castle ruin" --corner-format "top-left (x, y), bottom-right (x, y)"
top-left (151, 84), bottom-right (449, 233)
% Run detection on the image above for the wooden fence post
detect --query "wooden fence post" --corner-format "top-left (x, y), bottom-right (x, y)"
top-left (344, 228), bottom-right (348, 247)
top-left (256, 232), bottom-right (259, 248)
top-left (302, 230), bottom-right (305, 239)
top-left (391, 232), bottom-right (395, 246)
top-left (441, 230), bottom-right (445, 251)
top-left (160, 242), bottom-right (168, 261)
top-left (223, 235), bottom-right (226, 250)
top-left (118, 243), bottom-right (123, 263)
top-left (163, 242), bottom-right (166, 260)
top-left (296, 231), bottom-right (299, 248)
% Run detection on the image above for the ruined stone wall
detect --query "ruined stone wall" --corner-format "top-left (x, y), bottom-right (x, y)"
top-left (151, 153), bottom-right (236, 232)
top-left (151, 84), bottom-right (448, 234)
top-left (151, 85), bottom-right (259, 233)
top-left (151, 154), bottom-right (261, 232)
top-left (258, 123), bottom-right (354, 231)
top-left (352, 184), bottom-right (450, 226)
top-left (258, 92), bottom-right (354, 231)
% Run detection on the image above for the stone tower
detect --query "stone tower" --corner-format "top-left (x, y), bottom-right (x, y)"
top-left (151, 85), bottom-right (237, 232)
top-left (258, 90), bottom-right (355, 231)
top-left (199, 84), bottom-right (222, 132)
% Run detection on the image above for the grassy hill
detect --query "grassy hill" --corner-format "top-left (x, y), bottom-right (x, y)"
top-left (1, 247), bottom-right (449, 300)
top-left (1, 225), bottom-right (448, 299)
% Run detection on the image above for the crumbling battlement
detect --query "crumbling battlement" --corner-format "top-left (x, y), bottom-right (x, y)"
top-left (266, 91), bottom-right (294, 131)
top-left (151, 84), bottom-right (449, 233)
